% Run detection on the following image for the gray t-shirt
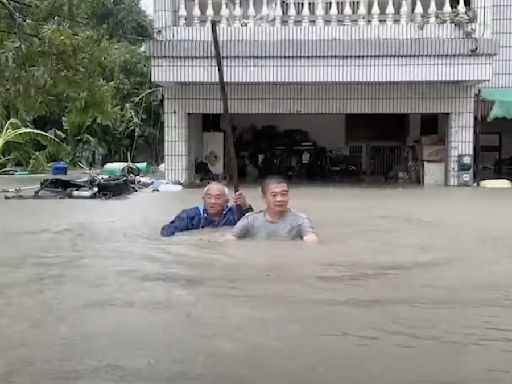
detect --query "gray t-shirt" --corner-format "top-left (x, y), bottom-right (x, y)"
top-left (232, 209), bottom-right (315, 240)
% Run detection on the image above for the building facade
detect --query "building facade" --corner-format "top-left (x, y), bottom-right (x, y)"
top-left (148, 0), bottom-right (508, 186)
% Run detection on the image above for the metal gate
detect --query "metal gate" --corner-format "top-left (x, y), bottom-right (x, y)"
top-left (368, 144), bottom-right (403, 178)
top-left (349, 143), bottom-right (404, 178)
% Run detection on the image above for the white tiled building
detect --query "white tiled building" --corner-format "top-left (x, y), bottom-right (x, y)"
top-left (148, 0), bottom-right (510, 186)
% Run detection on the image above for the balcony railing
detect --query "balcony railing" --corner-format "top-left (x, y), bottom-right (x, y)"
top-left (175, 0), bottom-right (473, 27)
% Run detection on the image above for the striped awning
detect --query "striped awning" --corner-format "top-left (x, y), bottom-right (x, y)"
top-left (480, 88), bottom-right (512, 121)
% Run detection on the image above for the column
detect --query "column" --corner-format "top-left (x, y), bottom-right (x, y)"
top-left (153, 0), bottom-right (164, 36)
top-left (188, 114), bottom-right (203, 181)
top-left (170, 0), bottom-right (179, 28)
top-left (164, 95), bottom-right (189, 183)
top-left (472, 0), bottom-right (494, 38)
top-left (154, 0), bottom-right (179, 38)
top-left (446, 108), bottom-right (474, 186)
top-left (169, 0), bottom-right (179, 29)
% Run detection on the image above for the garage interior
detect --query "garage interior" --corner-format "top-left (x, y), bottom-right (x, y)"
top-left (475, 89), bottom-right (512, 182)
top-left (191, 113), bottom-right (448, 185)
top-left (478, 120), bottom-right (512, 181)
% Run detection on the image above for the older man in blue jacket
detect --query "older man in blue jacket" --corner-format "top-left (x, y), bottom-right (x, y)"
top-left (160, 182), bottom-right (253, 237)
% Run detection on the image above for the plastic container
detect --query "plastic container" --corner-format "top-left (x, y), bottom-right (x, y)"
top-left (103, 162), bottom-right (126, 176)
top-left (103, 162), bottom-right (150, 176)
top-left (479, 179), bottom-right (512, 188)
top-left (14, 171), bottom-right (31, 176)
top-left (51, 162), bottom-right (68, 176)
top-left (134, 162), bottom-right (150, 175)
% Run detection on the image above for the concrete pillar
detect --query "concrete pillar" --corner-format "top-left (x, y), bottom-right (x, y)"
top-left (164, 94), bottom-right (189, 183)
top-left (169, 0), bottom-right (179, 29)
top-left (153, 0), bottom-right (164, 35)
top-left (446, 107), bottom-right (474, 186)
top-left (153, 0), bottom-right (178, 39)
top-left (188, 114), bottom-right (204, 181)
top-left (472, 0), bottom-right (494, 38)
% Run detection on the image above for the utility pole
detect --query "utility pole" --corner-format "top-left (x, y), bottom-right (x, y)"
top-left (211, 20), bottom-right (239, 193)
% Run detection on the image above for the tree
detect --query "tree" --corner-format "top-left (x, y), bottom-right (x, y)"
top-left (0, 0), bottom-right (161, 168)
top-left (94, 0), bottom-right (152, 43)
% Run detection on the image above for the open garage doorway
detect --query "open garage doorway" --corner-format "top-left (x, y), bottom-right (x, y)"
top-left (196, 113), bottom-right (447, 184)
top-left (346, 114), bottom-right (408, 180)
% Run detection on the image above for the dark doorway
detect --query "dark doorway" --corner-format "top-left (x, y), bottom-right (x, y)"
top-left (346, 114), bottom-right (408, 143)
top-left (420, 114), bottom-right (439, 136)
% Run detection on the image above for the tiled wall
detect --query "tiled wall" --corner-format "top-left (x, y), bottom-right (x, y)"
top-left (447, 111), bottom-right (475, 185)
top-left (152, 55), bottom-right (494, 84)
top-left (153, 0), bottom-right (176, 38)
top-left (163, 103), bottom-right (188, 183)
top-left (165, 83), bottom-right (474, 114)
top-left (486, 0), bottom-right (512, 88)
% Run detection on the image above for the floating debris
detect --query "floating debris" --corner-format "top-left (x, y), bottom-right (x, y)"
top-left (4, 175), bottom-right (133, 200)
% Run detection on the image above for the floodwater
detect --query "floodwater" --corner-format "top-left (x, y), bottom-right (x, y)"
top-left (1, 176), bottom-right (512, 384)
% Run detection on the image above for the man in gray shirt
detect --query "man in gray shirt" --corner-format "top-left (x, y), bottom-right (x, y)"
top-left (228, 177), bottom-right (319, 243)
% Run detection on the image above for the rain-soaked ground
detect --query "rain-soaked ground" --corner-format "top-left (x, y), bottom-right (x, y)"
top-left (1, 175), bottom-right (512, 384)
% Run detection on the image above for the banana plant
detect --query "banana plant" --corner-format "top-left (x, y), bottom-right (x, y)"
top-left (0, 118), bottom-right (62, 169)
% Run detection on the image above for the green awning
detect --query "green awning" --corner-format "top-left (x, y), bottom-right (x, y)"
top-left (480, 88), bottom-right (512, 121)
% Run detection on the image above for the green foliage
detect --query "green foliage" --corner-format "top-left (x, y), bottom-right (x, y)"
top-left (0, 0), bottom-right (161, 169)
top-left (0, 118), bottom-right (62, 170)
top-left (94, 0), bottom-right (152, 42)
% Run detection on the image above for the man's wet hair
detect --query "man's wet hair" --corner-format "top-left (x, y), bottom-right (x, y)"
top-left (261, 176), bottom-right (288, 195)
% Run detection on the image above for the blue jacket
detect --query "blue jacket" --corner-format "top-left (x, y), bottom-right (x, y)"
top-left (160, 203), bottom-right (253, 237)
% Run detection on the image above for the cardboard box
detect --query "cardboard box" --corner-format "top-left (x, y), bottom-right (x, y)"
top-left (421, 145), bottom-right (446, 162)
top-left (420, 135), bottom-right (442, 145)
top-left (423, 161), bottom-right (445, 185)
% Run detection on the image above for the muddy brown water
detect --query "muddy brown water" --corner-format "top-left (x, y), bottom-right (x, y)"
top-left (1, 175), bottom-right (512, 383)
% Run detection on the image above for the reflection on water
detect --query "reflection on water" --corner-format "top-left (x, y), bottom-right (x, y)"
top-left (1, 176), bottom-right (512, 383)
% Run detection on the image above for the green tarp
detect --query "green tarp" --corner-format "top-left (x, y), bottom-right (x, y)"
top-left (480, 88), bottom-right (512, 121)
